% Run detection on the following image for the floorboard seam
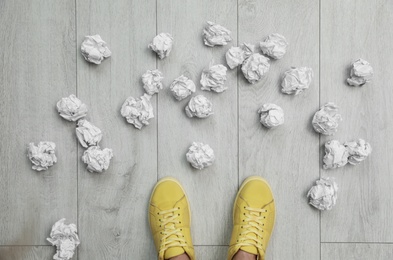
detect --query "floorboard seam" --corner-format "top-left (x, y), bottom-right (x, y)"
top-left (319, 1), bottom-right (322, 260)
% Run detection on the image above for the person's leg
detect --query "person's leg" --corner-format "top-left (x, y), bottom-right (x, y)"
top-left (149, 177), bottom-right (194, 260)
top-left (227, 176), bottom-right (276, 260)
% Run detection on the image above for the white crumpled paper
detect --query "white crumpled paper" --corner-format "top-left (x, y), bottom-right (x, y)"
top-left (27, 142), bottom-right (57, 171)
top-left (57, 95), bottom-right (88, 122)
top-left (82, 146), bottom-right (113, 173)
top-left (281, 67), bottom-right (313, 95)
top-left (75, 119), bottom-right (102, 148)
top-left (185, 95), bottom-right (213, 118)
top-left (312, 102), bottom-right (342, 135)
top-left (347, 58), bottom-right (373, 86)
top-left (120, 93), bottom-right (154, 129)
top-left (226, 47), bottom-right (245, 69)
top-left (241, 43), bottom-right (255, 59)
top-left (47, 218), bottom-right (80, 260)
top-left (259, 33), bottom-right (288, 60)
top-left (203, 21), bottom-right (232, 47)
top-left (344, 139), bottom-right (372, 165)
top-left (142, 69), bottom-right (164, 95)
top-left (200, 63), bottom-right (227, 92)
top-left (225, 43), bottom-right (254, 69)
top-left (258, 103), bottom-right (284, 128)
top-left (148, 33), bottom-right (173, 59)
top-left (81, 35), bottom-right (111, 65)
top-left (323, 140), bottom-right (349, 169)
top-left (307, 178), bottom-right (338, 211)
top-left (186, 142), bottom-right (215, 170)
top-left (241, 53), bottom-right (270, 84)
top-left (170, 75), bottom-right (196, 101)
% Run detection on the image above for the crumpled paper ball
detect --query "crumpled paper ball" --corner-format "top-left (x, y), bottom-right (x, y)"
top-left (56, 94), bottom-right (88, 122)
top-left (259, 33), bottom-right (288, 60)
top-left (200, 64), bottom-right (227, 93)
top-left (203, 21), bottom-right (232, 47)
top-left (120, 93), bottom-right (154, 129)
top-left (76, 119), bottom-right (102, 148)
top-left (80, 35), bottom-right (111, 65)
top-left (258, 103), bottom-right (284, 128)
top-left (148, 33), bottom-right (173, 59)
top-left (47, 218), bottom-right (80, 260)
top-left (241, 53), bottom-right (270, 84)
top-left (312, 102), bottom-right (342, 135)
top-left (281, 67), bottom-right (313, 95)
top-left (347, 58), bottom-right (373, 86)
top-left (225, 43), bottom-right (254, 69)
top-left (307, 178), bottom-right (338, 211)
top-left (226, 47), bottom-right (245, 69)
top-left (323, 140), bottom-right (349, 169)
top-left (82, 146), bottom-right (113, 173)
top-left (185, 95), bottom-right (213, 118)
top-left (186, 142), bottom-right (215, 170)
top-left (241, 43), bottom-right (255, 58)
top-left (142, 69), bottom-right (164, 95)
top-left (27, 142), bottom-right (57, 171)
top-left (170, 75), bottom-right (196, 101)
top-left (344, 139), bottom-right (372, 165)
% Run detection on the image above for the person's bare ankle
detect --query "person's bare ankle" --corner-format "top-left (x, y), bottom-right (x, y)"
top-left (232, 250), bottom-right (257, 260)
top-left (168, 253), bottom-right (190, 260)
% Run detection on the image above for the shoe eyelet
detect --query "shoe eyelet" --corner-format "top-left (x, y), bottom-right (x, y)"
top-left (178, 207), bottom-right (180, 209)
top-left (178, 214), bottom-right (180, 216)
top-left (179, 221), bottom-right (181, 224)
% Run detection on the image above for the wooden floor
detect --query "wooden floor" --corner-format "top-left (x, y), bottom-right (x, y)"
top-left (1, 0), bottom-right (392, 259)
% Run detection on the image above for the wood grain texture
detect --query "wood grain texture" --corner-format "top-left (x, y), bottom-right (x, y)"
top-left (76, 0), bottom-right (157, 258)
top-left (0, 246), bottom-right (56, 260)
top-left (320, 0), bottom-right (393, 243)
top-left (321, 243), bottom-right (393, 260)
top-left (156, 0), bottom-right (238, 246)
top-left (238, 0), bottom-right (320, 259)
top-left (0, 0), bottom-right (77, 245)
top-left (195, 246), bottom-right (228, 260)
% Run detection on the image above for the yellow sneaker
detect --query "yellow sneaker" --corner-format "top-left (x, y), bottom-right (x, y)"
top-left (227, 176), bottom-right (275, 260)
top-left (149, 177), bottom-right (195, 260)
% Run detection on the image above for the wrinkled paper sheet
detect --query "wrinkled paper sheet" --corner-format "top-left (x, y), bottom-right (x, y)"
top-left (307, 178), bottom-right (338, 211)
top-left (81, 35), bottom-right (111, 65)
top-left (120, 94), bottom-right (154, 129)
top-left (258, 103), bottom-right (284, 128)
top-left (185, 95), bottom-right (213, 118)
top-left (170, 75), bottom-right (196, 101)
top-left (82, 146), bottom-right (113, 173)
top-left (27, 142), bottom-right (57, 171)
top-left (186, 142), bottom-right (215, 170)
top-left (47, 218), bottom-right (80, 260)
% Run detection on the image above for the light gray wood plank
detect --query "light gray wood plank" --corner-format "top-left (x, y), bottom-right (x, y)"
top-left (156, 0), bottom-right (238, 246)
top-left (238, 0), bottom-right (320, 259)
top-left (195, 246), bottom-right (228, 260)
top-left (0, 246), bottom-right (56, 260)
top-left (321, 243), bottom-right (393, 260)
top-left (0, 0), bottom-right (77, 245)
top-left (320, 0), bottom-right (393, 243)
top-left (76, 0), bottom-right (157, 258)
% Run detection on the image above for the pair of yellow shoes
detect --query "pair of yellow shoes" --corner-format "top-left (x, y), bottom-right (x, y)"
top-left (149, 176), bottom-right (275, 260)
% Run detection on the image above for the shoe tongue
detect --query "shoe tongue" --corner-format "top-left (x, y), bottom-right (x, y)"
top-left (164, 246), bottom-right (185, 259)
top-left (240, 246), bottom-right (258, 256)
